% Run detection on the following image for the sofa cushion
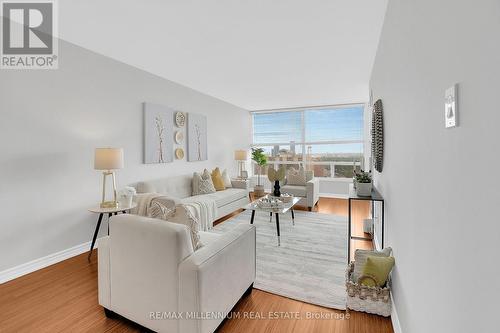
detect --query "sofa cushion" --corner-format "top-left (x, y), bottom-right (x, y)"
top-left (185, 188), bottom-right (247, 208)
top-left (136, 174), bottom-right (192, 198)
top-left (281, 185), bottom-right (307, 198)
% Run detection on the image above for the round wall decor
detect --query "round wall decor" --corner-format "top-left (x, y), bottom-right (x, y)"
top-left (371, 99), bottom-right (384, 172)
top-left (175, 131), bottom-right (184, 144)
top-left (175, 112), bottom-right (186, 127)
top-left (175, 148), bottom-right (185, 160)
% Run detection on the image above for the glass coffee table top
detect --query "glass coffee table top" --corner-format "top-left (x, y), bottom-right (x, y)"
top-left (244, 195), bottom-right (300, 214)
top-left (245, 195), bottom-right (300, 246)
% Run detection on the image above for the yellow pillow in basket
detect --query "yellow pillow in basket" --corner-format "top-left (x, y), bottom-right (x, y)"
top-left (359, 256), bottom-right (395, 287)
top-left (211, 167), bottom-right (226, 191)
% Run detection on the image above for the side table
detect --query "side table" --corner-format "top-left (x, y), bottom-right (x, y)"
top-left (87, 203), bottom-right (137, 261)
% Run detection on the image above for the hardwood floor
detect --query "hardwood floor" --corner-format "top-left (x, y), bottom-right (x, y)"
top-left (0, 198), bottom-right (393, 333)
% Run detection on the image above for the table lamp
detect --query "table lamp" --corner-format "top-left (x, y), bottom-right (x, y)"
top-left (94, 148), bottom-right (124, 208)
top-left (234, 150), bottom-right (247, 179)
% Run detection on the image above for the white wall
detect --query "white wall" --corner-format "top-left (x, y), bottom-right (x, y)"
top-left (370, 1), bottom-right (500, 332)
top-left (0, 40), bottom-right (251, 272)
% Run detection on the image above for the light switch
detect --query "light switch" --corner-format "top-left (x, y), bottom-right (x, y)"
top-left (445, 84), bottom-right (458, 128)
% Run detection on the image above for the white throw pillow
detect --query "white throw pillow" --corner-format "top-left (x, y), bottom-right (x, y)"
top-left (221, 169), bottom-right (232, 188)
top-left (287, 167), bottom-right (307, 186)
top-left (149, 201), bottom-right (203, 250)
top-left (352, 247), bottom-right (392, 282)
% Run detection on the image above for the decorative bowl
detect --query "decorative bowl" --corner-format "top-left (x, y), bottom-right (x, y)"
top-left (280, 193), bottom-right (293, 203)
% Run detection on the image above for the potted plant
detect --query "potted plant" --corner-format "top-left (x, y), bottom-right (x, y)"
top-left (355, 170), bottom-right (372, 197)
top-left (251, 148), bottom-right (267, 197)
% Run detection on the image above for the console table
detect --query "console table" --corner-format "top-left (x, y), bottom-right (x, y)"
top-left (347, 184), bottom-right (385, 263)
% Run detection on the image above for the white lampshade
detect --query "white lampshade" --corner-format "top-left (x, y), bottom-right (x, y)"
top-left (234, 150), bottom-right (247, 161)
top-left (94, 148), bottom-right (124, 170)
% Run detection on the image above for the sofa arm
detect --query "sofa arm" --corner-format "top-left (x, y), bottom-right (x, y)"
top-left (97, 236), bottom-right (111, 309)
top-left (306, 177), bottom-right (320, 208)
top-left (179, 224), bottom-right (256, 333)
top-left (231, 179), bottom-right (250, 191)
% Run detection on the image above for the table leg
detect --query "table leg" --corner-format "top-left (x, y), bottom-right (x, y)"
top-left (275, 213), bottom-right (281, 246)
top-left (107, 213), bottom-right (112, 235)
top-left (250, 210), bottom-right (256, 224)
top-left (88, 213), bottom-right (103, 262)
top-left (348, 198), bottom-right (352, 263)
top-left (291, 208), bottom-right (295, 226)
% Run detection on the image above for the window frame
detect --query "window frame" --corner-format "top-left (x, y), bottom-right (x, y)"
top-left (250, 103), bottom-right (366, 179)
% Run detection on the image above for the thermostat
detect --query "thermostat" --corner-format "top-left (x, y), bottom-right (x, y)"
top-left (445, 84), bottom-right (458, 128)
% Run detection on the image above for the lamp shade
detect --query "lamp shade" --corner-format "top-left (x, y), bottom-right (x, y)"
top-left (94, 148), bottom-right (124, 170)
top-left (234, 150), bottom-right (247, 161)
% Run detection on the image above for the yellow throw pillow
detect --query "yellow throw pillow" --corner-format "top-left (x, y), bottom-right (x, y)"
top-left (211, 167), bottom-right (226, 191)
top-left (359, 256), bottom-right (395, 287)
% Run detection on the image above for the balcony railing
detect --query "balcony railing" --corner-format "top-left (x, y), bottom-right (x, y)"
top-left (252, 160), bottom-right (362, 179)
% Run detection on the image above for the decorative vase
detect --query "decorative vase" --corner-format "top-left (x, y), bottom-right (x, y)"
top-left (254, 185), bottom-right (265, 197)
top-left (273, 180), bottom-right (281, 197)
top-left (356, 182), bottom-right (372, 197)
top-left (118, 194), bottom-right (133, 208)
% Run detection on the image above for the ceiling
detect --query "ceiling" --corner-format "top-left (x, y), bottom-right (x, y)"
top-left (60, 0), bottom-right (388, 110)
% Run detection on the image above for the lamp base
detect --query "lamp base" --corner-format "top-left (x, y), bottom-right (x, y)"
top-left (100, 170), bottom-right (118, 209)
top-left (100, 200), bottom-right (118, 209)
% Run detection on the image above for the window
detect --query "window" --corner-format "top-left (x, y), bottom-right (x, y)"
top-left (251, 105), bottom-right (364, 178)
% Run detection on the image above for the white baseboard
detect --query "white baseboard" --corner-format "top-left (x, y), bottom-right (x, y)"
top-left (0, 241), bottom-right (93, 284)
top-left (391, 292), bottom-right (403, 333)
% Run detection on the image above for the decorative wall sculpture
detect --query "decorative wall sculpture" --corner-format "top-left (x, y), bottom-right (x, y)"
top-left (371, 99), bottom-right (384, 172)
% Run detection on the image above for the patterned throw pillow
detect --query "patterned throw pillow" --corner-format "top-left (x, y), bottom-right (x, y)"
top-left (199, 169), bottom-right (216, 194)
top-left (149, 201), bottom-right (203, 250)
top-left (192, 170), bottom-right (216, 195)
top-left (211, 167), bottom-right (226, 191)
top-left (287, 167), bottom-right (307, 186)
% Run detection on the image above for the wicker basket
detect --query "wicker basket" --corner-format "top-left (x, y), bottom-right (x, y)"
top-left (346, 262), bottom-right (392, 317)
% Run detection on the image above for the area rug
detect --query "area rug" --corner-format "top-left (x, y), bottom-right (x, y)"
top-left (212, 209), bottom-right (348, 309)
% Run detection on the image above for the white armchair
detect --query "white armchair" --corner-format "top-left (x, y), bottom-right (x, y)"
top-left (281, 171), bottom-right (320, 211)
top-left (98, 214), bottom-right (256, 333)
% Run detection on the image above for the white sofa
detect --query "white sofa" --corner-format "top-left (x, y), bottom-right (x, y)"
top-left (98, 214), bottom-right (256, 333)
top-left (132, 174), bottom-right (250, 221)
